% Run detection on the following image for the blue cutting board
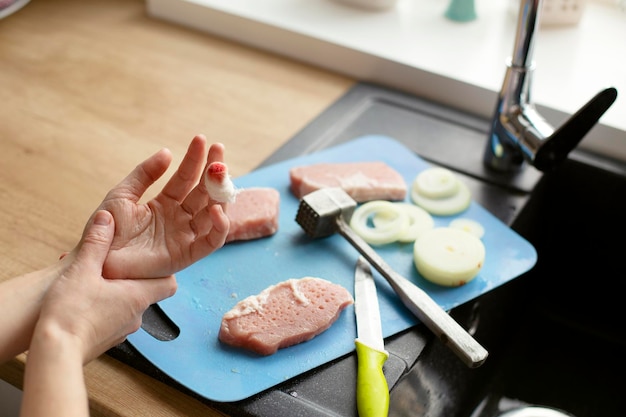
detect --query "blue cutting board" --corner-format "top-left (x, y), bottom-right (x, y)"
top-left (127, 135), bottom-right (537, 402)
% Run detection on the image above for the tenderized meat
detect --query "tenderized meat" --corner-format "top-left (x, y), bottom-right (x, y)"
top-left (225, 187), bottom-right (280, 243)
top-left (218, 277), bottom-right (354, 356)
top-left (289, 161), bottom-right (407, 202)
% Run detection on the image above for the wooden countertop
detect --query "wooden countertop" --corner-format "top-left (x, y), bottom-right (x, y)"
top-left (0, 0), bottom-right (353, 415)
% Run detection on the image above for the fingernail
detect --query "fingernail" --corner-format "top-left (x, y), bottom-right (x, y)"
top-left (94, 210), bottom-right (111, 226)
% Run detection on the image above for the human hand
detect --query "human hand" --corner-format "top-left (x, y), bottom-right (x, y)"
top-left (91, 134), bottom-right (230, 279)
top-left (38, 210), bottom-right (177, 363)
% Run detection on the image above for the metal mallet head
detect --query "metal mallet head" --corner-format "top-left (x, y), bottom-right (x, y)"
top-left (295, 187), bottom-right (357, 238)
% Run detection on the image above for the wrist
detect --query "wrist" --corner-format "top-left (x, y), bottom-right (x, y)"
top-left (23, 317), bottom-right (89, 416)
top-left (30, 315), bottom-right (87, 369)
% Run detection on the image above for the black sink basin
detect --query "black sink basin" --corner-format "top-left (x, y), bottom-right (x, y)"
top-left (388, 155), bottom-right (626, 417)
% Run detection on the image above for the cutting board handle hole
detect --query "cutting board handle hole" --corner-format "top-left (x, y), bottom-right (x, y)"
top-left (141, 303), bottom-right (180, 341)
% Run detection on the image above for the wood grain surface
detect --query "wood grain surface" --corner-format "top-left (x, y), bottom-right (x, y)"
top-left (0, 0), bottom-right (353, 415)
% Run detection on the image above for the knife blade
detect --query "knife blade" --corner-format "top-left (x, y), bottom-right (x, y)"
top-left (354, 256), bottom-right (389, 417)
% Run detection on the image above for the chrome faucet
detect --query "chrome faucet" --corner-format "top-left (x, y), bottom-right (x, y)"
top-left (484, 0), bottom-right (618, 173)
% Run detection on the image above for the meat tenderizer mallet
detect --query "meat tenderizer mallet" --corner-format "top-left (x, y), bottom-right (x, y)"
top-left (295, 187), bottom-right (488, 368)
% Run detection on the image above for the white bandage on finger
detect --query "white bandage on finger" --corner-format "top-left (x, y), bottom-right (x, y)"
top-left (204, 161), bottom-right (239, 203)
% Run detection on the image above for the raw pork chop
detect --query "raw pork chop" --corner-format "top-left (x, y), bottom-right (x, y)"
top-left (218, 277), bottom-right (354, 355)
top-left (289, 161), bottom-right (407, 202)
top-left (225, 187), bottom-right (280, 243)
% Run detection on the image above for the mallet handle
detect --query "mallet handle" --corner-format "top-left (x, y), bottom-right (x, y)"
top-left (336, 217), bottom-right (488, 368)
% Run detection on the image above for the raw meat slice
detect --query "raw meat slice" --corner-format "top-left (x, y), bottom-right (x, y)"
top-left (225, 187), bottom-right (280, 243)
top-left (218, 277), bottom-right (354, 355)
top-left (289, 161), bottom-right (407, 202)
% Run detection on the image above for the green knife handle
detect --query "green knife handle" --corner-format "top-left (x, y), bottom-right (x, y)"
top-left (355, 339), bottom-right (390, 417)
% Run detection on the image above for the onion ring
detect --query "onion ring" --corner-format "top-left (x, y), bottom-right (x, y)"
top-left (373, 203), bottom-right (434, 242)
top-left (349, 200), bottom-right (409, 245)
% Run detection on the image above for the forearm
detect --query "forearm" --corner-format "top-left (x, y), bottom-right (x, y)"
top-left (20, 321), bottom-right (88, 417)
top-left (0, 263), bottom-right (64, 363)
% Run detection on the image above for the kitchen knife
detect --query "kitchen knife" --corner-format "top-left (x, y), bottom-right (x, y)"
top-left (354, 256), bottom-right (389, 417)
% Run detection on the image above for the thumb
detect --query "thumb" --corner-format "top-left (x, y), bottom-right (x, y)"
top-left (75, 210), bottom-right (115, 266)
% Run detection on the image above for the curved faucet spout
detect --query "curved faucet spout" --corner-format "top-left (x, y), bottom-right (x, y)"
top-left (484, 0), bottom-right (618, 173)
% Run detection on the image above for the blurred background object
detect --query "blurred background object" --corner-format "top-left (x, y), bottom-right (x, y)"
top-left (445, 0), bottom-right (478, 22)
top-left (508, 0), bottom-right (587, 26)
top-left (0, 0), bottom-right (30, 20)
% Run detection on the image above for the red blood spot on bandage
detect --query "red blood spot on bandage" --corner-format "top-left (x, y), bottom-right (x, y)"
top-left (207, 162), bottom-right (227, 182)
top-left (205, 161), bottom-right (238, 203)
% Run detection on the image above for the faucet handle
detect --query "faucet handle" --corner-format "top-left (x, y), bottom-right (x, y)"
top-left (533, 87), bottom-right (617, 171)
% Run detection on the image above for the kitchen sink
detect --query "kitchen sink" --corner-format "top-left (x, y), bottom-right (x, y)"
top-left (388, 148), bottom-right (626, 417)
top-left (109, 82), bottom-right (625, 417)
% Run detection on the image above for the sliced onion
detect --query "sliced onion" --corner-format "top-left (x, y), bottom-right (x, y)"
top-left (349, 201), bottom-right (409, 245)
top-left (449, 218), bottom-right (485, 239)
top-left (411, 179), bottom-right (471, 216)
top-left (412, 167), bottom-right (460, 199)
top-left (413, 227), bottom-right (485, 287)
top-left (373, 203), bottom-right (434, 242)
